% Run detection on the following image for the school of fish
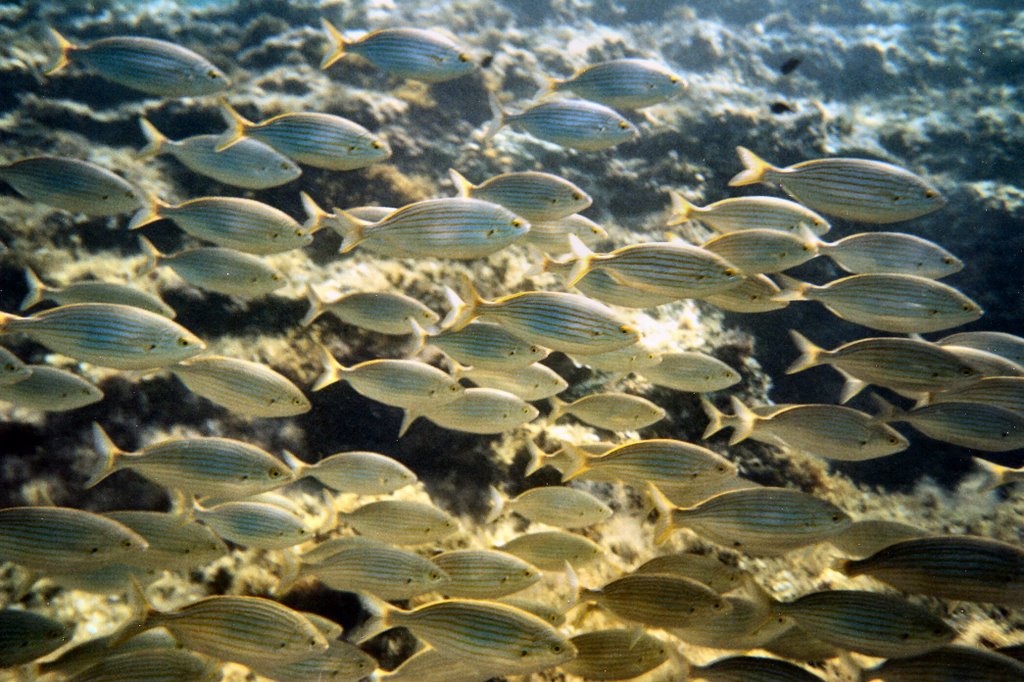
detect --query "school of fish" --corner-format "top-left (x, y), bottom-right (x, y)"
top-left (1, 11), bottom-right (1023, 682)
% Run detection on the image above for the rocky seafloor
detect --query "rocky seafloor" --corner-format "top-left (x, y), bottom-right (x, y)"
top-left (0, 0), bottom-right (1022, 680)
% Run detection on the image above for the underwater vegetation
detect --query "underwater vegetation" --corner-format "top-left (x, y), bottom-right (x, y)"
top-left (1, 0), bottom-right (1023, 680)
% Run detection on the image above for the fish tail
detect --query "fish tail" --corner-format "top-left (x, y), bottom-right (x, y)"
top-left (300, 285), bottom-right (325, 327)
top-left (320, 18), bottom-right (348, 70)
top-left (728, 146), bottom-right (776, 187)
top-left (523, 254), bottom-right (556, 279)
top-left (397, 407), bottom-right (421, 438)
top-left (108, 576), bottom-right (158, 648)
top-left (531, 75), bottom-right (560, 102)
top-left (215, 99), bottom-right (252, 152)
top-left (666, 190), bottom-right (699, 226)
top-left (548, 395), bottom-right (568, 421)
top-left (484, 484), bottom-right (506, 524)
top-left (275, 550), bottom-right (303, 595)
top-left (727, 396), bottom-right (757, 445)
top-left (646, 483), bottom-right (676, 545)
top-left (280, 449), bottom-right (309, 480)
top-left (560, 442), bottom-right (589, 482)
top-left (771, 273), bottom-right (811, 302)
top-left (785, 330), bottom-right (823, 374)
top-left (19, 266), bottom-right (46, 312)
top-left (299, 191), bottom-right (329, 235)
top-left (43, 26), bottom-right (77, 76)
top-left (523, 438), bottom-right (550, 476)
top-left (312, 342), bottom-right (348, 392)
top-left (566, 234), bottom-right (597, 287)
top-left (334, 209), bottom-right (369, 254)
top-left (0, 310), bottom-right (23, 336)
top-left (86, 423), bottom-right (127, 488)
top-left (351, 593), bottom-right (397, 644)
top-left (869, 393), bottom-right (901, 423)
top-left (836, 367), bottom-right (868, 405)
top-left (830, 556), bottom-right (857, 576)
top-left (482, 90), bottom-right (507, 141)
top-left (136, 235), bottom-right (164, 276)
top-left (700, 396), bottom-right (727, 439)
top-left (440, 274), bottom-right (481, 331)
top-left (127, 192), bottom-right (167, 231)
top-left (447, 168), bottom-right (475, 198)
top-left (972, 457), bottom-right (1009, 492)
top-left (407, 318), bottom-right (430, 358)
top-left (136, 117), bottom-right (167, 160)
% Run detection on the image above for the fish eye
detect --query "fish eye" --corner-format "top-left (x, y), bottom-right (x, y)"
top-left (832, 513), bottom-right (843, 521)
top-left (272, 274), bottom-right (283, 281)
top-left (959, 367), bottom-right (974, 375)
top-left (962, 304), bottom-right (974, 311)
top-left (520, 649), bottom-right (530, 658)
top-left (89, 547), bottom-right (99, 554)
top-left (551, 643), bottom-right (564, 653)
top-left (372, 140), bottom-right (383, 149)
top-left (618, 121), bottom-right (630, 129)
top-left (122, 539), bottom-right (134, 548)
top-left (294, 229), bottom-right (304, 236)
top-left (487, 228), bottom-right (497, 236)
top-left (279, 162), bottom-right (291, 170)
top-left (944, 256), bottom-right (956, 264)
top-left (619, 325), bottom-right (632, 334)
top-left (889, 436), bottom-right (900, 444)
top-left (459, 53), bottom-right (470, 62)
top-left (207, 69), bottom-right (220, 79)
top-left (269, 468), bottom-right (282, 478)
top-left (725, 268), bottom-right (739, 276)
top-left (177, 337), bottom-right (191, 347)
top-left (511, 218), bottom-right (524, 227)
top-left (925, 189), bottom-right (938, 198)
top-left (669, 75), bottom-right (679, 83)
top-left (4, 363), bottom-right (15, 371)
top-left (430, 571), bottom-right (443, 580)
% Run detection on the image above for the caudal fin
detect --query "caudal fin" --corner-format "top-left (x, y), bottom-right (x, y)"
top-left (484, 485), bottom-right (506, 524)
top-left (440, 274), bottom-right (482, 331)
top-left (333, 209), bottom-right (370, 254)
top-left (108, 576), bottom-right (158, 648)
top-left (215, 100), bottom-right (253, 152)
top-left (397, 408), bottom-right (421, 439)
top-left (447, 168), bottom-right (476, 198)
top-left (299, 191), bottom-right (330, 235)
top-left (771, 273), bottom-right (811, 303)
top-left (523, 438), bottom-right (550, 477)
top-left (300, 285), bottom-right (326, 328)
top-left (972, 457), bottom-right (1015, 493)
top-left (559, 442), bottom-right (590, 482)
top-left (349, 593), bottom-right (397, 644)
top-left (785, 330), bottom-right (823, 374)
top-left (135, 235), bottom-right (164, 276)
top-left (666, 190), bottom-right (700, 227)
top-left (482, 91), bottom-right (508, 141)
top-left (728, 146), bottom-right (776, 187)
top-left (43, 27), bottom-right (76, 76)
top-left (700, 396), bottom-right (727, 439)
top-left (127, 192), bottom-right (168, 231)
top-left (136, 118), bottom-right (168, 160)
top-left (645, 483), bottom-right (676, 545)
top-left (566, 234), bottom-right (597, 287)
top-left (85, 423), bottom-right (127, 489)
top-left (280, 449), bottom-right (309, 480)
top-left (19, 266), bottom-right (47, 311)
top-left (320, 18), bottom-right (348, 70)
top-left (727, 396), bottom-right (757, 445)
top-left (312, 342), bottom-right (347, 392)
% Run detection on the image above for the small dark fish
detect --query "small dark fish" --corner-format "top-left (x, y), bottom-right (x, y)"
top-left (780, 57), bottom-right (802, 75)
top-left (480, 54), bottom-right (494, 68)
top-left (770, 101), bottom-right (793, 114)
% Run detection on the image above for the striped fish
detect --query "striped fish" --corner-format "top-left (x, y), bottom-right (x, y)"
top-left (705, 396), bottom-right (908, 461)
top-left (355, 598), bottom-right (575, 675)
top-left (104, 510), bottom-right (226, 572)
top-left (545, 58), bottom-right (686, 108)
top-left (524, 440), bottom-right (615, 478)
top-left (0, 303), bottom-right (204, 370)
top-left (453, 362), bottom-right (567, 401)
top-left (787, 331), bottom-right (980, 403)
top-left (443, 278), bottom-right (640, 355)
top-left (321, 20), bottom-right (476, 82)
top-left (837, 535), bottom-right (1024, 607)
top-left (424, 322), bottom-right (549, 370)
top-left (923, 376), bottom-right (1024, 414)
top-left (21, 266), bottom-right (174, 318)
top-left (292, 539), bottom-right (448, 599)
top-left (415, 387), bottom-right (539, 435)
top-left (639, 351), bottom-right (741, 393)
top-left (448, 168), bottom-right (591, 222)
top-left (567, 237), bottom-right (742, 300)
top-left (634, 552), bottom-right (748, 594)
top-left (487, 484), bottom-right (612, 528)
top-left (121, 587), bottom-right (328, 668)
top-left (331, 197), bottom-right (529, 258)
top-left (818, 231), bottom-right (963, 279)
top-left (498, 598), bottom-right (566, 627)
top-left (578, 573), bottom-right (728, 628)
top-left (702, 227), bottom-right (818, 274)
top-left (37, 630), bottom-right (178, 679)
top-left (671, 594), bottom-right (790, 651)
top-left (540, 255), bottom-right (678, 308)
top-left (87, 422), bottom-right (294, 497)
top-left (689, 656), bottom-right (824, 682)
top-left (564, 630), bottom-right (669, 680)
top-left (137, 117), bottom-right (301, 189)
top-left (257, 641), bottom-right (378, 682)
top-left (667, 191), bottom-right (830, 235)
top-left (283, 449), bottom-right (416, 494)
top-left (525, 213), bottom-right (608, 253)
top-left (862, 645), bottom-right (1024, 682)
top-left (0, 365), bottom-right (102, 411)
top-left (0, 610), bottom-right (71, 668)
top-left (137, 236), bottom-right (285, 299)
top-left (940, 345), bottom-right (1024, 378)
top-left (827, 519), bottom-right (928, 559)
top-left (775, 273), bottom-right (983, 333)
top-left (937, 331), bottom-right (1024, 365)
top-left (65, 649), bottom-right (217, 682)
top-left (569, 341), bottom-right (663, 373)
top-left (550, 391), bottom-right (665, 431)
top-left (217, 101), bottom-right (390, 170)
top-left (763, 625), bottom-right (841, 663)
top-left (129, 194), bottom-right (312, 255)
top-left (340, 499), bottom-right (458, 545)
top-left (45, 27), bottom-right (229, 96)
top-left (0, 156), bottom-right (140, 216)
top-left (650, 484), bottom-right (852, 554)
top-left (705, 274), bottom-right (788, 313)
top-left (0, 345), bottom-right (31, 385)
top-left (874, 395), bottom-right (1024, 452)
top-left (562, 439), bottom-right (737, 486)
top-left (169, 355), bottom-right (309, 417)
top-left (772, 590), bottom-right (954, 658)
top-left (375, 647), bottom-right (501, 682)
top-left (192, 500), bottom-right (307, 550)
top-left (499, 530), bottom-right (602, 570)
top-left (729, 146), bottom-right (946, 223)
top-left (431, 549), bottom-right (541, 599)
top-left (301, 284), bottom-right (439, 333)
top-left (485, 94), bottom-right (638, 151)
top-left (0, 506), bottom-right (148, 570)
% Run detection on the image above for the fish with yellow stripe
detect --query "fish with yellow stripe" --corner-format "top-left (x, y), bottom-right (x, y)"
top-left (485, 93), bottom-right (639, 151)
top-left (0, 156), bottom-right (141, 216)
top-left (541, 58), bottom-right (686, 109)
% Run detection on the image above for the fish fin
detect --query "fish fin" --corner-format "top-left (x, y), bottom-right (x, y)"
top-left (785, 329), bottom-right (823, 374)
top-left (275, 549), bottom-right (303, 595)
top-left (728, 146), bottom-right (776, 187)
top-left (440, 274), bottom-right (481, 331)
top-left (548, 395), bottom-right (568, 422)
top-left (831, 556), bottom-right (856, 576)
top-left (523, 438), bottom-right (550, 477)
top-left (19, 266), bottom-right (46, 312)
top-left (666, 190), bottom-right (699, 226)
top-left (565, 234), bottom-right (597, 287)
top-left (281, 449), bottom-right (308, 480)
top-left (136, 118), bottom-right (167, 160)
top-left (350, 593), bottom-right (397, 644)
top-left (700, 396), bottom-right (726, 439)
top-left (771, 273), bottom-right (810, 302)
top-left (523, 254), bottom-right (557, 279)
top-left (836, 368), bottom-right (867, 404)
top-left (530, 74), bottom-right (560, 102)
top-left (85, 423), bottom-right (126, 489)
top-left (727, 396), bottom-right (756, 445)
top-left (300, 191), bottom-right (330, 235)
top-left (135, 235), bottom-right (164, 276)
top-left (300, 285), bottom-right (325, 327)
top-left (626, 625), bottom-right (645, 650)
top-left (645, 483), bottom-right (676, 545)
top-left (320, 18), bottom-right (348, 70)
top-left (869, 393), bottom-right (900, 422)
top-left (407, 318), bottom-right (430, 358)
top-left (108, 575), bottom-right (157, 648)
top-left (972, 457), bottom-right (1009, 492)
top-left (560, 442), bottom-right (589, 482)
top-left (312, 342), bottom-right (347, 392)
top-left (127, 193), bottom-right (167, 231)
top-left (214, 100), bottom-right (252, 152)
top-left (334, 208), bottom-right (369, 253)
top-left (482, 90), bottom-right (507, 141)
top-left (397, 408), bottom-right (420, 438)
top-left (447, 168), bottom-right (475, 198)
top-left (43, 27), bottom-right (76, 76)
top-left (484, 484), bottom-right (505, 524)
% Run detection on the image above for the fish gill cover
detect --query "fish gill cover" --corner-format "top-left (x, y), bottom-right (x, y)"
top-left (0, 0), bottom-right (1022, 680)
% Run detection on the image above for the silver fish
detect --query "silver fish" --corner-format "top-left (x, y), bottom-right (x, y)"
top-left (485, 94), bottom-right (639, 151)
top-left (0, 156), bottom-right (140, 216)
